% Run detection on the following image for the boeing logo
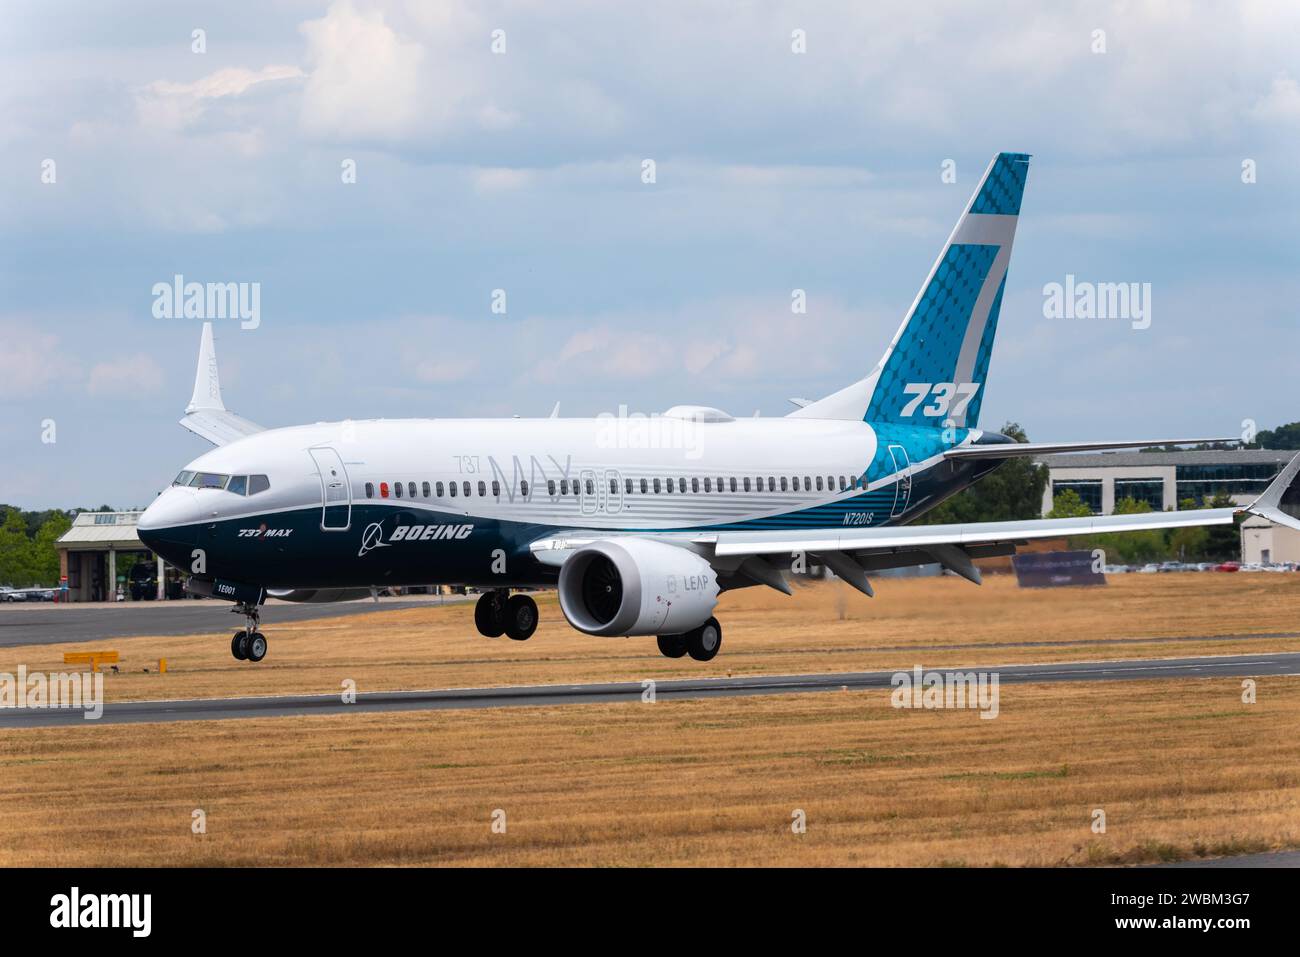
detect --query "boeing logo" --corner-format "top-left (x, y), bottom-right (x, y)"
top-left (359, 522), bottom-right (474, 557)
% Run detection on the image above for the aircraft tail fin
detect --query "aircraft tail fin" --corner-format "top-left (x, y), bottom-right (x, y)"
top-left (791, 152), bottom-right (1030, 429)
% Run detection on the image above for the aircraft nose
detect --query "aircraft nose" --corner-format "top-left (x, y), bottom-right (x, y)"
top-left (138, 487), bottom-right (201, 561)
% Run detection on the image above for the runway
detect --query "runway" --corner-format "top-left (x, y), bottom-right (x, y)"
top-left (0, 597), bottom-right (466, 647)
top-left (3, 651), bottom-right (1296, 728)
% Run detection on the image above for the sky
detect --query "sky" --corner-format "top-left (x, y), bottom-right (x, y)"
top-left (1, 0), bottom-right (1297, 509)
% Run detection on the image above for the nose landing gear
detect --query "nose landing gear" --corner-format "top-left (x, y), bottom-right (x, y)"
top-left (230, 602), bottom-right (267, 662)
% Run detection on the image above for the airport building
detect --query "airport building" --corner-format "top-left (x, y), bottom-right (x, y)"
top-left (54, 510), bottom-right (178, 602)
top-left (1038, 448), bottom-right (1299, 563)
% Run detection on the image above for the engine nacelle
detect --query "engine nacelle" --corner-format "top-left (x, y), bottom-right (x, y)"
top-left (558, 538), bottom-right (720, 637)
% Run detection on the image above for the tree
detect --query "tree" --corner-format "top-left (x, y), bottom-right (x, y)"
top-left (31, 512), bottom-right (72, 585)
top-left (1071, 497), bottom-right (1166, 564)
top-left (0, 508), bottom-right (37, 586)
top-left (1047, 488), bottom-right (1092, 519)
top-left (1254, 421), bottom-right (1300, 450)
top-left (920, 422), bottom-right (1048, 524)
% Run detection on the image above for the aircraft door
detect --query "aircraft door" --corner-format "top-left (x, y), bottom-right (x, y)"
top-left (308, 447), bottom-right (352, 531)
top-left (888, 444), bottom-right (912, 517)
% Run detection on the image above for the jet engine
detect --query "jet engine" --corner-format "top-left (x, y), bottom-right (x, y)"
top-left (557, 538), bottom-right (720, 636)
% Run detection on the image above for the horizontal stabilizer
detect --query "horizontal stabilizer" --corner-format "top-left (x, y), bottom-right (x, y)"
top-left (945, 437), bottom-right (1237, 460)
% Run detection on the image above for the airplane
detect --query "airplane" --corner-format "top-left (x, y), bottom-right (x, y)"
top-left (137, 152), bottom-right (1300, 665)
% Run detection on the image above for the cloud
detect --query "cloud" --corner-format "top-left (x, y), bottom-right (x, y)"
top-left (86, 355), bottom-right (165, 397)
top-left (136, 65), bottom-right (304, 132)
top-left (299, 0), bottom-right (429, 141)
top-left (0, 327), bottom-right (81, 398)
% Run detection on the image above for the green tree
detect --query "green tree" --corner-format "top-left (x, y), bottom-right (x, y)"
top-left (920, 422), bottom-right (1048, 524)
top-left (1047, 488), bottom-right (1092, 519)
top-left (1200, 491), bottom-right (1241, 561)
top-left (0, 508), bottom-right (37, 586)
top-left (31, 512), bottom-right (72, 585)
top-left (1072, 497), bottom-right (1167, 564)
top-left (1254, 421), bottom-right (1300, 450)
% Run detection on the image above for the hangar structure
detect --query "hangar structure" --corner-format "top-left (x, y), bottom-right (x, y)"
top-left (54, 510), bottom-right (174, 602)
top-left (1037, 448), bottom-right (1299, 564)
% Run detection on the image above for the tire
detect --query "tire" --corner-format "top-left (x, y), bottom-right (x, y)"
top-left (245, 632), bottom-right (267, 662)
top-left (474, 592), bottom-right (506, 638)
top-left (231, 631), bottom-right (248, 661)
top-left (656, 634), bottom-right (688, 658)
top-left (504, 594), bottom-right (539, 641)
top-left (686, 617), bottom-right (722, 662)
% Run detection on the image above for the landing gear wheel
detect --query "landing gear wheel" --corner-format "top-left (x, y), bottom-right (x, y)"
top-left (474, 590), bottom-right (507, 638)
top-left (504, 594), bottom-right (539, 641)
top-left (656, 634), bottom-right (688, 658)
top-left (686, 617), bottom-right (722, 662)
top-left (245, 631), bottom-right (267, 662)
top-left (231, 631), bottom-right (248, 661)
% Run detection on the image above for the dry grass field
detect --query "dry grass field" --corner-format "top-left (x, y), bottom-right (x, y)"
top-left (3, 573), bottom-right (1299, 703)
top-left (1, 677), bottom-right (1296, 867)
top-left (2, 573), bottom-right (1298, 867)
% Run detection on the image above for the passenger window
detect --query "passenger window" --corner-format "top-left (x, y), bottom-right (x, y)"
top-left (228, 475), bottom-right (248, 496)
top-left (477, 481), bottom-right (486, 497)
top-left (436, 482), bottom-right (445, 497)
top-left (548, 480), bottom-right (556, 496)
top-left (768, 477), bottom-right (775, 492)
top-left (804, 476), bottom-right (812, 490)
top-left (743, 477), bottom-right (751, 492)
top-left (625, 479), bottom-right (633, 494)
top-left (521, 480), bottom-right (529, 497)
top-left (816, 476), bottom-right (824, 491)
top-left (730, 477), bottom-right (738, 492)
top-left (585, 479), bottom-right (594, 495)
top-left (781, 477), bottom-right (789, 492)
top-left (703, 477), bottom-right (711, 492)
top-left (395, 482), bottom-right (403, 499)
top-left (449, 482), bottom-right (457, 498)
top-left (248, 474), bottom-right (270, 495)
top-left (692, 477), bottom-right (700, 493)
top-left (422, 482), bottom-right (431, 498)
top-left (463, 482), bottom-right (471, 497)
top-left (363, 481), bottom-right (373, 499)
top-left (678, 478), bottom-right (686, 493)
top-left (839, 476), bottom-right (847, 490)
top-left (492, 481), bottom-right (500, 497)
top-left (561, 479), bottom-right (569, 495)
top-left (408, 482), bottom-right (416, 498)
top-left (665, 478), bottom-right (673, 493)
top-left (653, 478), bottom-right (661, 493)
top-left (380, 482), bottom-right (390, 498)
top-left (640, 478), bottom-right (648, 494)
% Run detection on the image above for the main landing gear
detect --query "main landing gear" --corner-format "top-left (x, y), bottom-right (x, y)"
top-left (657, 617), bottom-right (722, 662)
top-left (230, 601), bottom-right (268, 662)
top-left (475, 589), bottom-right (539, 642)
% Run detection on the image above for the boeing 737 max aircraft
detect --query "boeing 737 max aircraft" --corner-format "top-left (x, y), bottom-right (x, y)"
top-left (137, 153), bottom-right (1300, 664)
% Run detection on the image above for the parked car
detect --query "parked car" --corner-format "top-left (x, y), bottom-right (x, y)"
top-left (0, 586), bottom-right (25, 603)
top-left (1215, 561), bottom-right (1241, 573)
top-left (1137, 563), bottom-right (1159, 573)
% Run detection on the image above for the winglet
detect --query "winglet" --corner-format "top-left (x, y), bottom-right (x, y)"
top-left (187, 322), bottom-right (225, 414)
top-left (178, 322), bottom-right (264, 446)
top-left (1243, 451), bottom-right (1300, 531)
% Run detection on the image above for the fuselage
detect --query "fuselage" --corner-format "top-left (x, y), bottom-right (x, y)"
top-left (138, 410), bottom-right (1004, 589)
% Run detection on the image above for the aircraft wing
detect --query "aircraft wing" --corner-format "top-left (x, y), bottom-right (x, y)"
top-left (531, 450), bottom-right (1300, 596)
top-left (944, 437), bottom-right (1237, 459)
top-left (179, 322), bottom-right (264, 447)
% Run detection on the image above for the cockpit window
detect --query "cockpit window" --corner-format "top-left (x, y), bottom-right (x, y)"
top-left (226, 475), bottom-right (248, 496)
top-left (247, 474), bottom-right (271, 495)
top-left (172, 470), bottom-right (195, 487)
top-left (190, 472), bottom-right (229, 490)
